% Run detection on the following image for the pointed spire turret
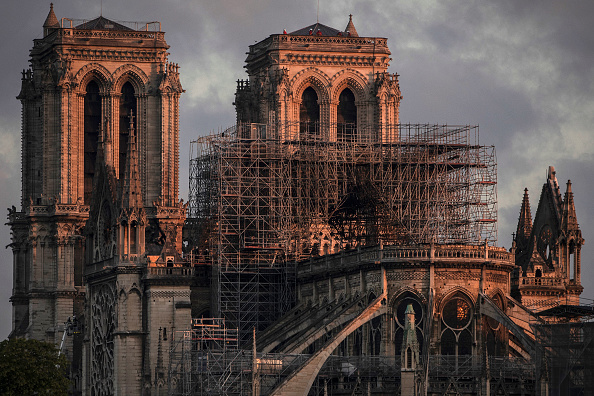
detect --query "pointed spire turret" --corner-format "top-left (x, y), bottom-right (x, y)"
top-left (43, 3), bottom-right (60, 37)
top-left (400, 304), bottom-right (419, 395)
top-left (345, 14), bottom-right (359, 37)
top-left (120, 110), bottom-right (143, 209)
top-left (562, 180), bottom-right (579, 230)
top-left (401, 304), bottom-right (419, 369)
top-left (516, 188), bottom-right (532, 250)
top-left (117, 109), bottom-right (146, 262)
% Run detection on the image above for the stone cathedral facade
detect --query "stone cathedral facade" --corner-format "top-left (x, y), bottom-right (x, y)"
top-left (9, 5), bottom-right (189, 395)
top-left (8, 5), bottom-right (587, 396)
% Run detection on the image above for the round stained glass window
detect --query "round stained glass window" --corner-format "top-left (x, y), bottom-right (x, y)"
top-left (442, 297), bottom-right (472, 330)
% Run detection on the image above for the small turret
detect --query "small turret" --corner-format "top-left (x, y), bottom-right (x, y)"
top-left (515, 188), bottom-right (532, 252)
top-left (562, 180), bottom-right (579, 230)
top-left (43, 3), bottom-right (60, 37)
top-left (401, 304), bottom-right (420, 396)
top-left (345, 14), bottom-right (359, 37)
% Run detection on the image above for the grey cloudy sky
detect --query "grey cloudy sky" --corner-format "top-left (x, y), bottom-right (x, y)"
top-left (1, 0), bottom-right (593, 338)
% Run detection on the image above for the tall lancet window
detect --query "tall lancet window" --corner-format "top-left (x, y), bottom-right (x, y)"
top-left (119, 82), bottom-right (136, 181)
top-left (300, 87), bottom-right (319, 138)
top-left (337, 88), bottom-right (357, 141)
top-left (84, 80), bottom-right (101, 204)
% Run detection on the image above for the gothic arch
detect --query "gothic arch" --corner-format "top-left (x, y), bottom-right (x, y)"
top-left (388, 286), bottom-right (427, 308)
top-left (75, 63), bottom-right (112, 93)
top-left (121, 282), bottom-right (141, 296)
top-left (439, 289), bottom-right (474, 356)
top-left (330, 69), bottom-right (367, 101)
top-left (127, 287), bottom-right (142, 331)
top-left (437, 286), bottom-right (476, 313)
top-left (367, 288), bottom-right (379, 301)
top-left (57, 223), bottom-right (74, 238)
top-left (117, 288), bottom-right (128, 332)
top-left (488, 289), bottom-right (506, 309)
top-left (290, 67), bottom-right (331, 102)
top-left (112, 64), bottom-right (149, 94)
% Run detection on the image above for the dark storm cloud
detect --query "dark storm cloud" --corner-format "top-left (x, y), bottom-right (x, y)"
top-left (1, 0), bottom-right (593, 339)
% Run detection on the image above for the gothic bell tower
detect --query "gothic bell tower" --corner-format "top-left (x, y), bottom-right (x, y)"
top-left (234, 15), bottom-right (402, 143)
top-left (9, 4), bottom-right (188, 394)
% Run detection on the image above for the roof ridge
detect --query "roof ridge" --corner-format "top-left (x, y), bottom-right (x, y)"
top-left (75, 15), bottom-right (134, 31)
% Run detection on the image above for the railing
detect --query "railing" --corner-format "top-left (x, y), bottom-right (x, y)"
top-left (514, 277), bottom-right (565, 287)
top-left (146, 266), bottom-right (193, 277)
top-left (297, 244), bottom-right (514, 278)
top-left (54, 28), bottom-right (165, 41)
top-left (276, 34), bottom-right (388, 48)
top-left (26, 204), bottom-right (90, 216)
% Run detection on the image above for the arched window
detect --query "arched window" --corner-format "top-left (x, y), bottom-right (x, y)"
top-left (130, 220), bottom-right (137, 255)
top-left (337, 88), bottom-right (357, 141)
top-left (440, 293), bottom-right (473, 360)
top-left (300, 87), bottom-right (319, 138)
top-left (119, 82), bottom-right (136, 181)
top-left (84, 80), bottom-right (101, 204)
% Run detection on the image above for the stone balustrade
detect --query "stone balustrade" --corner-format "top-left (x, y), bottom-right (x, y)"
top-left (512, 276), bottom-right (565, 288)
top-left (297, 244), bottom-right (514, 279)
top-left (27, 204), bottom-right (90, 216)
top-left (146, 266), bottom-right (193, 278)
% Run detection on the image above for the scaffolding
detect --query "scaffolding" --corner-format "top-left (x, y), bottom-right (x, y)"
top-left (533, 319), bottom-right (594, 394)
top-left (168, 318), bottom-right (249, 395)
top-left (188, 123), bottom-right (497, 341)
top-left (169, 336), bottom-right (541, 396)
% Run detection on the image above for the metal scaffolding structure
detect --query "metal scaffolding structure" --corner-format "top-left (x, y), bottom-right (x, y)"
top-left (168, 318), bottom-right (248, 396)
top-left (169, 333), bottom-right (541, 396)
top-left (188, 123), bottom-right (497, 341)
top-left (533, 320), bottom-right (594, 395)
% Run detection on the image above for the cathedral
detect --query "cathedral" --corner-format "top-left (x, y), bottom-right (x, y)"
top-left (8, 5), bottom-right (591, 396)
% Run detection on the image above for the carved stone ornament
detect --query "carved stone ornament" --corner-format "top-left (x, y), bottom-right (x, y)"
top-left (90, 283), bottom-right (116, 395)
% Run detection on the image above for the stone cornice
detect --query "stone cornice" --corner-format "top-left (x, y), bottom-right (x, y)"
top-left (282, 54), bottom-right (384, 68)
top-left (145, 289), bottom-right (191, 299)
top-left (249, 34), bottom-right (390, 57)
top-left (85, 264), bottom-right (144, 283)
top-left (65, 48), bottom-right (165, 63)
top-left (11, 290), bottom-right (85, 300)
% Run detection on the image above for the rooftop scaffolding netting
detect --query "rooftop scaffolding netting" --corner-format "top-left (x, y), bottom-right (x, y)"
top-left (187, 123), bottom-right (497, 340)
